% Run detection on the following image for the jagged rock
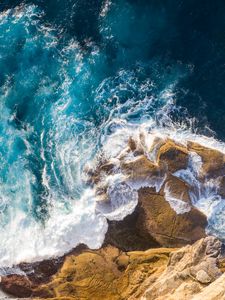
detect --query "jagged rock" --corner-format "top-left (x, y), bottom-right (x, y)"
top-left (104, 181), bottom-right (206, 250)
top-left (104, 204), bottom-right (161, 251)
top-left (161, 174), bottom-right (191, 204)
top-left (0, 246), bottom-right (174, 299)
top-left (0, 275), bottom-right (34, 298)
top-left (196, 270), bottom-right (211, 283)
top-left (142, 236), bottom-right (222, 300)
top-left (156, 139), bottom-right (189, 173)
top-left (87, 135), bottom-right (209, 250)
top-left (2, 237), bottom-right (224, 300)
top-left (121, 155), bottom-right (164, 182)
top-left (187, 141), bottom-right (225, 178)
top-left (191, 273), bottom-right (225, 300)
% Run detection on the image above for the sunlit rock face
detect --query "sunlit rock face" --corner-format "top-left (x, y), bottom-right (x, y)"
top-left (1, 236), bottom-right (224, 300)
top-left (142, 236), bottom-right (223, 300)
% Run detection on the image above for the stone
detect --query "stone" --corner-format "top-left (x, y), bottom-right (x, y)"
top-left (142, 236), bottom-right (223, 300)
top-left (188, 141), bottom-right (225, 178)
top-left (157, 139), bottom-right (189, 173)
top-left (2, 237), bottom-right (224, 300)
top-left (137, 187), bottom-right (207, 247)
top-left (196, 270), bottom-right (211, 284)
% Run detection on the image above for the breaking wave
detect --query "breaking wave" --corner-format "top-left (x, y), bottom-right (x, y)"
top-left (0, 1), bottom-right (224, 268)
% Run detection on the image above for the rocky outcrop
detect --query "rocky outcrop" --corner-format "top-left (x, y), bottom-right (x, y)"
top-left (1, 237), bottom-right (224, 300)
top-left (1, 134), bottom-right (225, 299)
top-left (142, 236), bottom-right (223, 300)
top-left (0, 246), bottom-right (174, 299)
top-left (137, 186), bottom-right (207, 247)
top-left (90, 134), bottom-right (215, 250)
top-left (187, 141), bottom-right (225, 178)
top-left (156, 139), bottom-right (189, 172)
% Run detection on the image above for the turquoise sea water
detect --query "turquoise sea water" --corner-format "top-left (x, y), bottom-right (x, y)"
top-left (0, 1), bottom-right (224, 266)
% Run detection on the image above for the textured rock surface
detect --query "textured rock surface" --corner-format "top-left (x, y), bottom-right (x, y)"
top-left (91, 135), bottom-right (212, 250)
top-left (0, 246), bottom-right (174, 299)
top-left (1, 237), bottom-right (224, 300)
top-left (137, 186), bottom-right (207, 247)
top-left (1, 135), bottom-right (225, 299)
top-left (187, 141), bottom-right (225, 178)
top-left (142, 236), bottom-right (223, 300)
top-left (156, 139), bottom-right (189, 173)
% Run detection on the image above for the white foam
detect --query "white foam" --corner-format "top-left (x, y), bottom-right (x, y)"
top-left (127, 174), bottom-right (166, 193)
top-left (0, 189), bottom-right (108, 266)
top-left (164, 182), bottom-right (191, 214)
top-left (1, 3), bottom-right (225, 269)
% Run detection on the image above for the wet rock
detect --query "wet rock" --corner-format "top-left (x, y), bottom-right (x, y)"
top-left (138, 187), bottom-right (207, 247)
top-left (0, 275), bottom-right (33, 298)
top-left (157, 139), bottom-right (189, 173)
top-left (88, 135), bottom-right (209, 250)
top-left (188, 141), bottom-right (225, 178)
top-left (104, 203), bottom-right (161, 251)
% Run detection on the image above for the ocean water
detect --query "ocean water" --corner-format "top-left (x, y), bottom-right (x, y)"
top-left (0, 0), bottom-right (224, 267)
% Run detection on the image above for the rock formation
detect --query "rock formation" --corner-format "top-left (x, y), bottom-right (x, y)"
top-left (1, 134), bottom-right (225, 299)
top-left (142, 236), bottom-right (223, 300)
top-left (1, 237), bottom-right (225, 300)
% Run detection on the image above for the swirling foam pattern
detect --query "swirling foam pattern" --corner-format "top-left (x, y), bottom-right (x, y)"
top-left (0, 1), bottom-right (224, 267)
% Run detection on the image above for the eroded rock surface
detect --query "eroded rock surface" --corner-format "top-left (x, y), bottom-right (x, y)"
top-left (1, 237), bottom-right (224, 300)
top-left (1, 134), bottom-right (225, 299)
top-left (142, 236), bottom-right (223, 300)
top-left (90, 134), bottom-right (224, 249)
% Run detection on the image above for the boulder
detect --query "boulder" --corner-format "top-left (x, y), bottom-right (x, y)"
top-left (137, 187), bottom-right (207, 247)
top-left (188, 141), bottom-right (225, 178)
top-left (157, 139), bottom-right (189, 173)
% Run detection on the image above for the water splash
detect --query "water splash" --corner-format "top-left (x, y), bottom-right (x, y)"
top-left (0, 2), bottom-right (224, 268)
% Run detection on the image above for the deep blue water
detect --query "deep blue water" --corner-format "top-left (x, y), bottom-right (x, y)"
top-left (1, 0), bottom-right (225, 137)
top-left (0, 0), bottom-right (225, 265)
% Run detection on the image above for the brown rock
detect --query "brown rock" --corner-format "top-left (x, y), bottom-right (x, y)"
top-left (218, 176), bottom-right (225, 198)
top-left (19, 256), bottom-right (64, 285)
top-left (121, 155), bottom-right (165, 181)
top-left (30, 246), bottom-right (174, 300)
top-left (142, 236), bottom-right (223, 300)
top-left (2, 237), bottom-right (222, 300)
top-left (90, 137), bottom-right (208, 251)
top-left (157, 139), bottom-right (189, 173)
top-left (162, 174), bottom-right (191, 204)
top-left (104, 203), bottom-right (160, 251)
top-left (137, 187), bottom-right (207, 247)
top-left (0, 275), bottom-right (34, 298)
top-left (105, 179), bottom-right (206, 250)
top-left (188, 141), bottom-right (225, 177)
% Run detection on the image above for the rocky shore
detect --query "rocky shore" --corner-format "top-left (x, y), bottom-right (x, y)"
top-left (1, 134), bottom-right (225, 299)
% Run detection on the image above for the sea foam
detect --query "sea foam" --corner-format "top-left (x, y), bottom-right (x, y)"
top-left (0, 3), bottom-right (224, 268)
